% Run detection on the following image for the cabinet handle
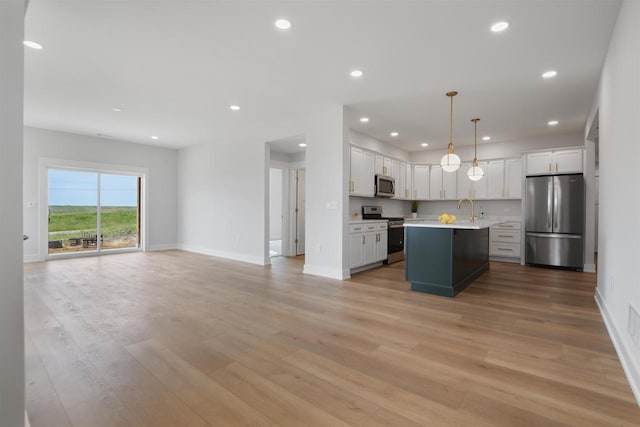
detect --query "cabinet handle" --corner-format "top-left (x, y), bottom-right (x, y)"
top-left (354, 227), bottom-right (361, 231)
top-left (556, 163), bottom-right (558, 172)
top-left (501, 225), bottom-right (514, 228)
top-left (415, 190), bottom-right (417, 197)
top-left (497, 234), bottom-right (513, 238)
top-left (549, 163), bottom-right (552, 172)
top-left (362, 235), bottom-right (365, 245)
top-left (497, 248), bottom-right (513, 252)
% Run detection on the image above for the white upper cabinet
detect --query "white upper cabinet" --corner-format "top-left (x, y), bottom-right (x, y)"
top-left (487, 160), bottom-right (505, 199)
top-left (504, 158), bottom-right (522, 198)
top-left (443, 168), bottom-right (456, 200)
top-left (457, 163), bottom-right (473, 199)
top-left (383, 157), bottom-right (393, 176)
top-left (430, 165), bottom-right (456, 200)
top-left (455, 161), bottom-right (488, 199)
top-left (526, 148), bottom-right (583, 175)
top-left (473, 161), bottom-right (488, 199)
top-left (554, 149), bottom-right (583, 174)
top-left (349, 146), bottom-right (364, 195)
top-left (526, 152), bottom-right (554, 175)
top-left (349, 146), bottom-right (375, 197)
top-left (363, 151), bottom-right (375, 196)
top-left (374, 153), bottom-right (384, 175)
top-left (430, 165), bottom-right (444, 199)
top-left (405, 163), bottom-right (412, 199)
top-left (395, 161), bottom-right (411, 200)
top-left (413, 165), bottom-right (430, 200)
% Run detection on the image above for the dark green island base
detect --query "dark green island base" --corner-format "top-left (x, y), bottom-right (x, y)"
top-left (405, 225), bottom-right (490, 297)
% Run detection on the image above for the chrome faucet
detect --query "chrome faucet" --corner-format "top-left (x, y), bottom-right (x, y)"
top-left (457, 198), bottom-right (475, 223)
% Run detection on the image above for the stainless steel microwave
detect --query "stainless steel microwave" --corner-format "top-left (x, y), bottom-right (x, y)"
top-left (375, 174), bottom-right (395, 197)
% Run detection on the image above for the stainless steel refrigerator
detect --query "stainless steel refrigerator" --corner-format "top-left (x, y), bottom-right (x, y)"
top-left (525, 174), bottom-right (584, 270)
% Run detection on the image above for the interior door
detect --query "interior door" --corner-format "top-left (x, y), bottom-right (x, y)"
top-left (296, 169), bottom-right (305, 255)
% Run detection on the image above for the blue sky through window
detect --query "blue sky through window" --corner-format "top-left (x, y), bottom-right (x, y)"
top-left (48, 169), bottom-right (137, 206)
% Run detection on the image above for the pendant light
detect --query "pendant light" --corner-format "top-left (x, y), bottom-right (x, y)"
top-left (467, 118), bottom-right (484, 181)
top-left (440, 91), bottom-right (461, 172)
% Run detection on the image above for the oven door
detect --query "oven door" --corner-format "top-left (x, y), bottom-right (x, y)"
top-left (385, 224), bottom-right (405, 264)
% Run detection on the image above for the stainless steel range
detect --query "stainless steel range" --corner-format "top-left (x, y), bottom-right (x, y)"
top-left (362, 206), bottom-right (405, 264)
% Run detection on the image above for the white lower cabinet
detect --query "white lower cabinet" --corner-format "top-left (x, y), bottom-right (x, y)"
top-left (350, 222), bottom-right (388, 271)
top-left (489, 221), bottom-right (522, 262)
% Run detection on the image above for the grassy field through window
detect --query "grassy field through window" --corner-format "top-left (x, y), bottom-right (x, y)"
top-left (48, 205), bottom-right (138, 252)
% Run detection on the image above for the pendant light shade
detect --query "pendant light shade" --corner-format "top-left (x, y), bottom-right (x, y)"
top-left (440, 91), bottom-right (460, 172)
top-left (467, 118), bottom-right (484, 181)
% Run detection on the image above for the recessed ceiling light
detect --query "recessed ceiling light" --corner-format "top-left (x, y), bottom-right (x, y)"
top-left (112, 107), bottom-right (123, 112)
top-left (350, 70), bottom-right (364, 78)
top-left (482, 136), bottom-right (491, 141)
top-left (542, 70), bottom-right (558, 79)
top-left (421, 142), bottom-right (429, 147)
top-left (298, 143), bottom-right (307, 147)
top-left (548, 120), bottom-right (559, 126)
top-left (390, 132), bottom-right (399, 137)
top-left (275, 19), bottom-right (292, 30)
top-left (490, 21), bottom-right (509, 32)
top-left (230, 105), bottom-right (240, 111)
top-left (23, 40), bottom-right (43, 50)
top-left (360, 117), bottom-right (369, 123)
top-left (151, 136), bottom-right (159, 140)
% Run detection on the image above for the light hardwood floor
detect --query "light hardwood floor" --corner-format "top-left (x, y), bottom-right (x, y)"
top-left (24, 251), bottom-right (639, 426)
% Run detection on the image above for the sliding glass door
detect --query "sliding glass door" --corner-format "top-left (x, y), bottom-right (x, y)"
top-left (47, 168), bottom-right (141, 256)
top-left (100, 174), bottom-right (140, 250)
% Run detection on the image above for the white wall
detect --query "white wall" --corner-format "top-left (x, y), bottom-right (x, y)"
top-left (23, 127), bottom-right (178, 260)
top-left (409, 131), bottom-right (584, 164)
top-left (178, 137), bottom-right (272, 265)
top-left (0, 1), bottom-right (25, 425)
top-left (589, 0), bottom-right (640, 404)
top-left (348, 197), bottom-right (411, 219)
top-left (269, 168), bottom-right (282, 240)
top-left (302, 106), bottom-right (349, 279)
top-left (350, 129), bottom-right (411, 161)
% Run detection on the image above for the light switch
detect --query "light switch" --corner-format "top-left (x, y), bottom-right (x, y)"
top-left (326, 201), bottom-right (339, 210)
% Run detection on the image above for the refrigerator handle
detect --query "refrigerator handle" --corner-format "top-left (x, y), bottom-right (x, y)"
top-left (547, 178), bottom-right (553, 230)
top-left (553, 177), bottom-right (559, 231)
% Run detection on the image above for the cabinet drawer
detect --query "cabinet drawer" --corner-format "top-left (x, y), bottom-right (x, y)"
top-left (490, 242), bottom-right (521, 258)
top-left (364, 224), bottom-right (378, 231)
top-left (493, 221), bottom-right (521, 230)
top-left (490, 229), bottom-right (521, 243)
top-left (349, 224), bottom-right (365, 233)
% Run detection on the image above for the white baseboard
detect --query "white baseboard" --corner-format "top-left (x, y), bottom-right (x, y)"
top-left (25, 411), bottom-right (30, 427)
top-left (583, 263), bottom-right (597, 273)
top-left (146, 243), bottom-right (178, 252)
top-left (177, 244), bottom-right (267, 266)
top-left (23, 254), bottom-right (42, 263)
top-left (595, 288), bottom-right (640, 406)
top-left (303, 264), bottom-right (349, 280)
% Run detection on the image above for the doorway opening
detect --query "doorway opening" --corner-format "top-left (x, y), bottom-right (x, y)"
top-left (269, 168), bottom-right (283, 257)
top-left (47, 167), bottom-right (142, 257)
top-left (266, 135), bottom-right (306, 263)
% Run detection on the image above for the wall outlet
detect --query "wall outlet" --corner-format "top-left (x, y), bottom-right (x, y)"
top-left (628, 304), bottom-right (640, 347)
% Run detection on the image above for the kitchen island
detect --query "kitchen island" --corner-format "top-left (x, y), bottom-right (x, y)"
top-left (405, 220), bottom-right (503, 297)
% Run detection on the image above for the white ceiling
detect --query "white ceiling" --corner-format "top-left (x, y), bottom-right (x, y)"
top-left (24, 1), bottom-right (620, 150)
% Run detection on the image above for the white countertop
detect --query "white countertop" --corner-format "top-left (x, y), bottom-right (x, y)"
top-left (349, 219), bottom-right (387, 224)
top-left (404, 219), bottom-right (507, 230)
